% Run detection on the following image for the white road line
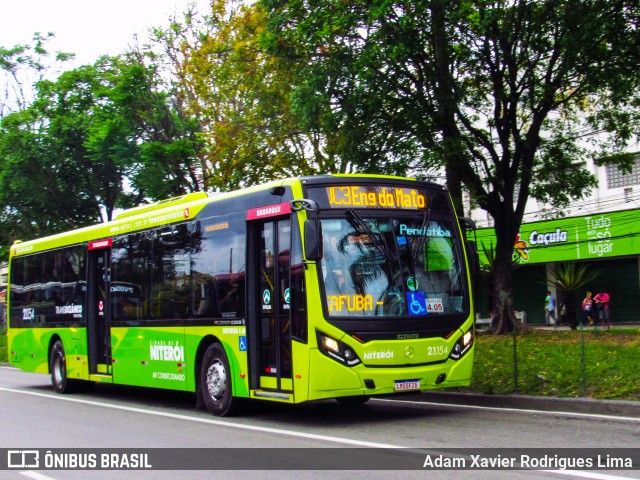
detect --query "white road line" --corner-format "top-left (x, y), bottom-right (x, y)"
top-left (373, 398), bottom-right (640, 423)
top-left (541, 470), bottom-right (640, 480)
top-left (1, 386), bottom-right (638, 480)
top-left (0, 386), bottom-right (401, 448)
top-left (3, 363), bottom-right (637, 423)
top-left (20, 472), bottom-right (57, 480)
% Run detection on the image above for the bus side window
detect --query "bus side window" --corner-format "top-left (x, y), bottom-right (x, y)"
top-left (195, 280), bottom-right (220, 318)
top-left (111, 233), bottom-right (150, 323)
top-left (147, 224), bottom-right (192, 320)
top-left (191, 215), bottom-right (246, 321)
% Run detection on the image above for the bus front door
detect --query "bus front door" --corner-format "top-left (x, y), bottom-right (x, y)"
top-left (87, 246), bottom-right (112, 375)
top-left (250, 219), bottom-right (293, 394)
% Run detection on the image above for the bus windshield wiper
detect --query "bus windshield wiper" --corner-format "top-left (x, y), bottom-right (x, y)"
top-left (346, 209), bottom-right (394, 265)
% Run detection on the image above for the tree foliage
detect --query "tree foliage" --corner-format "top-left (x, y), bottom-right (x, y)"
top-left (547, 263), bottom-right (601, 329)
top-left (262, 0), bottom-right (640, 332)
top-left (0, 32), bottom-right (74, 117)
top-left (0, 53), bottom-right (203, 257)
top-left (148, 0), bottom-right (319, 190)
top-left (146, 0), bottom-right (428, 191)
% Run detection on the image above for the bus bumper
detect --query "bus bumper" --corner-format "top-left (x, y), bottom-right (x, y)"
top-left (307, 347), bottom-right (474, 400)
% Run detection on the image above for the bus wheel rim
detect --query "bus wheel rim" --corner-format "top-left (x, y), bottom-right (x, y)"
top-left (205, 359), bottom-right (226, 400)
top-left (53, 355), bottom-right (64, 385)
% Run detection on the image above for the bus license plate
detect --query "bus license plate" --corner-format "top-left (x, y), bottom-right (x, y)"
top-left (394, 379), bottom-right (421, 391)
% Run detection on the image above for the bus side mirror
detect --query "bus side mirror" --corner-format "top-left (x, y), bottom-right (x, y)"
top-left (304, 219), bottom-right (323, 261)
top-left (458, 217), bottom-right (480, 279)
top-left (458, 216), bottom-right (477, 232)
top-left (465, 240), bottom-right (481, 279)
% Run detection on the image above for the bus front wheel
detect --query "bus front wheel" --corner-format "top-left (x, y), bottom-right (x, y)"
top-left (200, 343), bottom-right (236, 416)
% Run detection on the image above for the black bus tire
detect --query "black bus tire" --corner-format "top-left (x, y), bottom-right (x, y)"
top-left (200, 343), bottom-right (236, 416)
top-left (50, 340), bottom-right (74, 394)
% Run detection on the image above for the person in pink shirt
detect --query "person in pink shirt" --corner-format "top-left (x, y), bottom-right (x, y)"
top-left (593, 290), bottom-right (611, 329)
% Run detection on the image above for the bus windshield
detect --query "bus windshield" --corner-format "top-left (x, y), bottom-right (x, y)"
top-left (320, 214), bottom-right (467, 318)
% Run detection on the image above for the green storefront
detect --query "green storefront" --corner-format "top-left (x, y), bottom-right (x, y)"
top-left (474, 208), bottom-right (640, 324)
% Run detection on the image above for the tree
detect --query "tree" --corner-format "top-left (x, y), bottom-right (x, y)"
top-left (0, 107), bottom-right (99, 258)
top-left (262, 0), bottom-right (640, 332)
top-left (146, 0), bottom-right (427, 191)
top-left (0, 33), bottom-right (74, 117)
top-left (547, 263), bottom-right (600, 329)
top-left (1, 36), bottom-right (78, 258)
top-left (93, 54), bottom-right (205, 203)
top-left (148, 0), bottom-right (319, 190)
top-left (0, 54), bottom-right (204, 259)
top-left (189, 0), bottom-right (320, 188)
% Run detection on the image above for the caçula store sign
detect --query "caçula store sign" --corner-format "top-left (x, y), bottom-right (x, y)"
top-left (475, 209), bottom-right (640, 265)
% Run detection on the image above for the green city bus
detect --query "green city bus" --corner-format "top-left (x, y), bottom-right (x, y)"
top-left (7, 174), bottom-right (477, 416)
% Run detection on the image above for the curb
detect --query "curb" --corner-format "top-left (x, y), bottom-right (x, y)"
top-left (416, 391), bottom-right (640, 418)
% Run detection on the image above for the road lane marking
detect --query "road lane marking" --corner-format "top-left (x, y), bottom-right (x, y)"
top-left (541, 471), bottom-right (640, 480)
top-left (1, 386), bottom-right (638, 480)
top-left (373, 398), bottom-right (640, 423)
top-left (0, 386), bottom-right (401, 448)
top-left (20, 472), bottom-right (56, 480)
top-left (2, 365), bottom-right (638, 422)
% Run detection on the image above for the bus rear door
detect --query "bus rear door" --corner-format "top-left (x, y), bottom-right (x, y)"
top-left (87, 239), bottom-right (112, 376)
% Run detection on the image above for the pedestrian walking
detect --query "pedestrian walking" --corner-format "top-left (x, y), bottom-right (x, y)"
top-left (545, 290), bottom-right (557, 325)
top-left (581, 291), bottom-right (595, 326)
top-left (594, 290), bottom-right (611, 329)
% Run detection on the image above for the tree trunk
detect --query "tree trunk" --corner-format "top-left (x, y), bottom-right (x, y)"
top-left (445, 161), bottom-right (464, 217)
top-left (490, 230), bottom-right (517, 334)
top-left (559, 291), bottom-right (579, 330)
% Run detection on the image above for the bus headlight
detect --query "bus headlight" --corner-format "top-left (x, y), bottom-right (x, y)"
top-left (449, 330), bottom-right (473, 360)
top-left (322, 336), bottom-right (340, 353)
top-left (316, 331), bottom-right (362, 367)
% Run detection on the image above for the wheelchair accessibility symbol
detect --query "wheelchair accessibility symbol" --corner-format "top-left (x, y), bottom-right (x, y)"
top-left (406, 291), bottom-right (427, 316)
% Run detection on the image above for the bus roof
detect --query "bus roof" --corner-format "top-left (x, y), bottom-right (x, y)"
top-left (10, 178), bottom-right (291, 257)
top-left (9, 174), bottom-right (442, 257)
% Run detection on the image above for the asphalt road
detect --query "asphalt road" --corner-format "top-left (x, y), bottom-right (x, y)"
top-left (0, 365), bottom-right (638, 480)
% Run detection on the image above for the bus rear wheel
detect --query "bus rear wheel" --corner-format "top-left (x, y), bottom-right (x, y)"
top-left (50, 340), bottom-right (73, 394)
top-left (200, 343), bottom-right (236, 416)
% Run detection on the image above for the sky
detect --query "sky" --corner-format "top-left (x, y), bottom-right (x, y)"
top-left (0, 0), bottom-right (210, 67)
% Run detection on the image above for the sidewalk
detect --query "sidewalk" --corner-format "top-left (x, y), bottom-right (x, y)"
top-left (531, 323), bottom-right (638, 331)
top-left (477, 321), bottom-right (640, 331)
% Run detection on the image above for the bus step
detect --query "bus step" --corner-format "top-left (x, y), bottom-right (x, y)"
top-left (252, 391), bottom-right (291, 400)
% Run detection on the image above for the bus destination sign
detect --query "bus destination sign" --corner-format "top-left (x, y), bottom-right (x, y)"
top-left (326, 186), bottom-right (427, 210)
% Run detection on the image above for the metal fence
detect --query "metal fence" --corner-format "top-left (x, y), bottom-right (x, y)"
top-left (471, 324), bottom-right (640, 400)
